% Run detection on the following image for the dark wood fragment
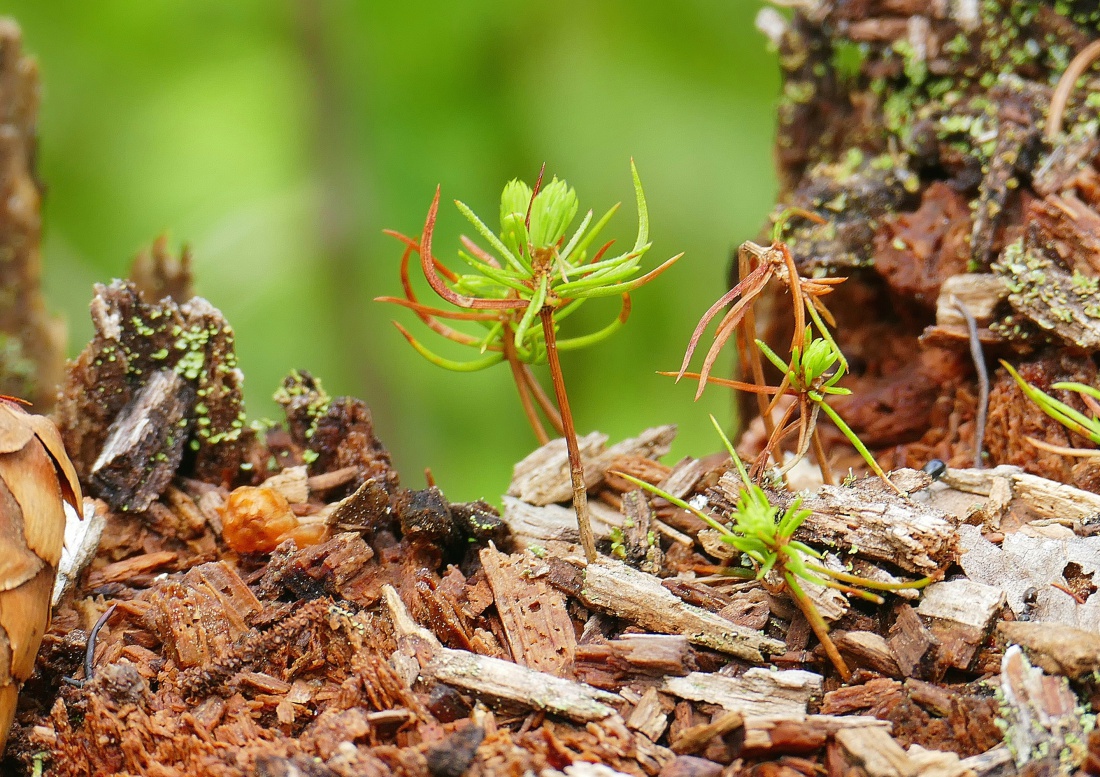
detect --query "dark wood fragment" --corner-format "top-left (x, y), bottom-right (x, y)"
top-left (89, 369), bottom-right (195, 513)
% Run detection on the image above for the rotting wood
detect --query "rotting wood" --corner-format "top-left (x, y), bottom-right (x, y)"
top-left (620, 490), bottom-right (662, 573)
top-left (916, 579), bottom-right (1006, 674)
top-left (834, 631), bottom-right (902, 678)
top-left (577, 560), bottom-right (784, 661)
top-left (998, 644), bottom-right (1090, 771)
top-left (662, 668), bottom-right (822, 717)
top-left (52, 497), bottom-right (105, 607)
top-left (835, 726), bottom-right (972, 777)
top-left (957, 524), bottom-right (1100, 630)
top-left (577, 634), bottom-right (692, 679)
top-left (508, 426), bottom-right (676, 506)
top-left (422, 648), bottom-right (620, 723)
top-left (887, 604), bottom-right (938, 679)
top-left (714, 470), bottom-right (959, 574)
top-left (941, 465), bottom-right (1100, 525)
top-left (89, 369), bottom-right (195, 513)
top-left (479, 544), bottom-right (576, 678)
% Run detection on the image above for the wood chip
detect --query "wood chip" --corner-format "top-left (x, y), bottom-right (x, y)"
top-left (625, 687), bottom-right (670, 742)
top-left (577, 561), bottom-right (784, 661)
top-left (662, 668), bottom-right (822, 717)
top-left (479, 545), bottom-right (576, 678)
top-left (423, 648), bottom-right (619, 723)
top-left (509, 426), bottom-right (676, 506)
top-left (717, 470), bottom-right (960, 574)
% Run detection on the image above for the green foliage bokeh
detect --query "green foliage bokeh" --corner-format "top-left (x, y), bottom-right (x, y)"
top-left (5, 1), bottom-right (779, 502)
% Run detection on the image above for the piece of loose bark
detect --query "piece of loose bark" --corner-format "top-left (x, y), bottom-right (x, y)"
top-left (89, 369), bottom-right (195, 513)
top-left (669, 709), bottom-right (744, 756)
top-left (577, 561), bottom-right (784, 661)
top-left (998, 621), bottom-right (1100, 680)
top-left (662, 668), bottom-right (822, 717)
top-left (941, 465), bottom-right (1100, 524)
top-left (620, 490), bottom-right (662, 573)
top-left (422, 648), bottom-right (619, 723)
top-left (887, 604), bottom-right (938, 679)
top-left (479, 545), bottom-right (576, 678)
top-left (741, 715), bottom-right (890, 756)
top-left (509, 426), bottom-right (676, 506)
top-left (834, 631), bottom-right (902, 678)
top-left (916, 578), bottom-right (1005, 673)
top-left (957, 524), bottom-right (1100, 630)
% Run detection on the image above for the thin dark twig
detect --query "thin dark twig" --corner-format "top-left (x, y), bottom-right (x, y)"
top-left (64, 603), bottom-right (119, 687)
top-left (952, 296), bottom-right (988, 468)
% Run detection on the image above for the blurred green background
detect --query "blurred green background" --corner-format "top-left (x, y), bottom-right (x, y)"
top-left (4, 1), bottom-right (779, 503)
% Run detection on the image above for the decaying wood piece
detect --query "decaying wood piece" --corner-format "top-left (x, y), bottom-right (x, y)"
top-left (55, 281), bottom-right (253, 488)
top-left (957, 524), bottom-right (1100, 630)
top-left (941, 465), bottom-right (1100, 524)
top-left (479, 545), bottom-right (576, 678)
top-left (0, 400), bottom-right (82, 752)
top-left (626, 687), bottom-right (671, 742)
top-left (998, 645), bottom-right (1091, 771)
top-left (423, 648), bottom-right (620, 724)
top-left (578, 634), bottom-right (693, 678)
top-left (577, 561), bottom-right (784, 661)
top-left (620, 489), bottom-right (662, 573)
top-left (715, 470), bottom-right (959, 574)
top-left (0, 21), bottom-right (65, 408)
top-left (51, 496), bottom-right (105, 606)
top-left (669, 710), bottom-right (743, 755)
top-left (916, 579), bottom-right (1005, 674)
top-left (741, 714), bottom-right (889, 755)
top-left (89, 369), bottom-right (195, 513)
top-left (502, 495), bottom-right (622, 549)
top-left (508, 426), bottom-right (676, 505)
top-left (662, 668), bottom-right (822, 717)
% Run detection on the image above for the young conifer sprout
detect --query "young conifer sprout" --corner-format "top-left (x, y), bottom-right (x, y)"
top-left (613, 415), bottom-right (929, 681)
top-left (379, 162), bottom-right (683, 562)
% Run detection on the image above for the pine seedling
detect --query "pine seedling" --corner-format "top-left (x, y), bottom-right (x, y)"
top-left (615, 416), bottom-right (928, 681)
top-left (379, 162), bottom-right (683, 562)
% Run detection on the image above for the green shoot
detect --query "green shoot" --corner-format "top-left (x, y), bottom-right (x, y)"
top-left (1001, 360), bottom-right (1100, 456)
top-left (380, 163), bottom-right (683, 562)
top-left (614, 415), bottom-right (928, 680)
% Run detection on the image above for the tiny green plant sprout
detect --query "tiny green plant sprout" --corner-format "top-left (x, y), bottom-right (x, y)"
top-left (379, 162), bottom-right (683, 563)
top-left (615, 416), bottom-right (929, 681)
top-left (664, 215), bottom-right (851, 482)
top-left (753, 329), bottom-right (901, 493)
top-left (1001, 360), bottom-right (1100, 458)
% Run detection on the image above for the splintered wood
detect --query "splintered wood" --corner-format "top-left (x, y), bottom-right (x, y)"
top-left (578, 561), bottom-right (784, 661)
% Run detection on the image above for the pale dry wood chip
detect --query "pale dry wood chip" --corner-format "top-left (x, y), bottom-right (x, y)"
top-left (916, 579), bottom-right (1005, 631)
top-left (262, 465), bottom-right (309, 504)
top-left (423, 647), bottom-right (619, 723)
top-left (578, 561), bottom-right (784, 661)
top-left (662, 668), bottom-right (822, 717)
top-left (508, 426), bottom-right (676, 506)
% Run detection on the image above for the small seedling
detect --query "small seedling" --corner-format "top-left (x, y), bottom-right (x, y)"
top-left (380, 162), bottom-right (683, 562)
top-left (1001, 360), bottom-right (1100, 457)
top-left (615, 416), bottom-right (928, 680)
top-left (666, 213), bottom-right (853, 483)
